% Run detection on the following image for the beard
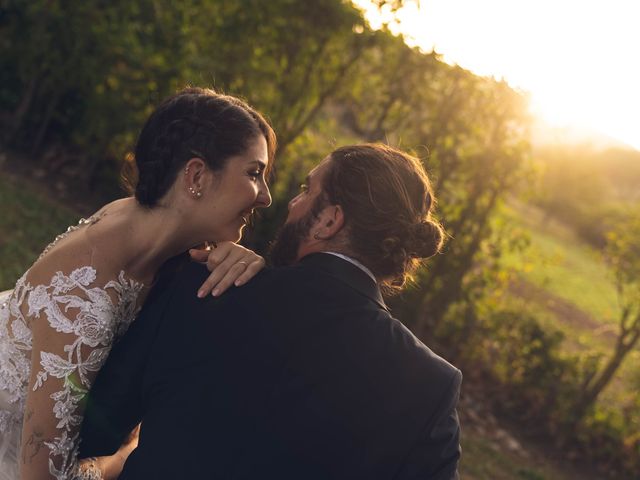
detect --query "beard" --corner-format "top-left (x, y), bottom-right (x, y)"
top-left (269, 196), bottom-right (326, 267)
top-left (268, 212), bottom-right (314, 267)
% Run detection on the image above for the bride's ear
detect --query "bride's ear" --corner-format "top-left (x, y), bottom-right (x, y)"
top-left (183, 158), bottom-right (209, 198)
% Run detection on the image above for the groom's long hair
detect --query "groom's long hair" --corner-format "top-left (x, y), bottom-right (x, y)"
top-left (322, 144), bottom-right (444, 289)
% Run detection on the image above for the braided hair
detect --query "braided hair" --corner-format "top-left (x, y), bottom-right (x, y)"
top-left (133, 87), bottom-right (276, 207)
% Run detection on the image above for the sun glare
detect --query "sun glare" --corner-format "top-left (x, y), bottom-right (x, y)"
top-left (353, 0), bottom-right (640, 150)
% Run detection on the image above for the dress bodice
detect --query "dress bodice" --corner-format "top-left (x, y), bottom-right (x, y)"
top-left (0, 216), bottom-right (144, 479)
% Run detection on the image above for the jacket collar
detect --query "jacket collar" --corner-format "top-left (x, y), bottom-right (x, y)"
top-left (299, 252), bottom-right (389, 312)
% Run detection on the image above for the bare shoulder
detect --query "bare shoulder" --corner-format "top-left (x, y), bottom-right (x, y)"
top-left (26, 198), bottom-right (137, 290)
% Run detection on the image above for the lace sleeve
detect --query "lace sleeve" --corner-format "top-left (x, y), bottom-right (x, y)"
top-left (19, 267), bottom-right (142, 480)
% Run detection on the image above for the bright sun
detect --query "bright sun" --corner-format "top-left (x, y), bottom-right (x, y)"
top-left (353, 0), bottom-right (640, 150)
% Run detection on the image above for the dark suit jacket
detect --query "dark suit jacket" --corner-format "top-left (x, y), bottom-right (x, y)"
top-left (79, 253), bottom-right (461, 479)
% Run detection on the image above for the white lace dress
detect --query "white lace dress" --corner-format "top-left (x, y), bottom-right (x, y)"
top-left (0, 218), bottom-right (144, 479)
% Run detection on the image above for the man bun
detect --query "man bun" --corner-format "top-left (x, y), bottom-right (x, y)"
top-left (407, 220), bottom-right (444, 259)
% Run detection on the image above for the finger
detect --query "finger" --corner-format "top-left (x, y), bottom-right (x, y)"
top-left (198, 249), bottom-right (247, 298)
top-left (189, 248), bottom-right (210, 263)
top-left (197, 262), bottom-right (234, 298)
top-left (233, 259), bottom-right (265, 286)
top-left (210, 262), bottom-right (250, 296)
top-left (205, 246), bottom-right (234, 271)
top-left (197, 243), bottom-right (262, 296)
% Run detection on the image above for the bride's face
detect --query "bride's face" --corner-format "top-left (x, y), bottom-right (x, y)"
top-left (194, 135), bottom-right (272, 243)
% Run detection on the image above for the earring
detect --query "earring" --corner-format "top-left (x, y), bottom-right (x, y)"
top-left (313, 231), bottom-right (321, 240)
top-left (188, 186), bottom-right (202, 198)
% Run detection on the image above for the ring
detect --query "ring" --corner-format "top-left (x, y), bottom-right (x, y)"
top-left (237, 261), bottom-right (248, 268)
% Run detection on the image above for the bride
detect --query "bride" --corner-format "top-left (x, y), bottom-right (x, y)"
top-left (0, 87), bottom-right (276, 479)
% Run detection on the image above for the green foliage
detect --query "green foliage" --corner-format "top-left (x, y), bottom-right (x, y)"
top-left (445, 294), bottom-right (640, 477)
top-left (516, 470), bottom-right (546, 480)
top-left (0, 0), bottom-right (371, 190)
top-left (0, 175), bottom-right (79, 290)
top-left (606, 213), bottom-right (640, 296)
top-left (568, 210), bottom-right (640, 430)
top-left (445, 300), bottom-right (582, 421)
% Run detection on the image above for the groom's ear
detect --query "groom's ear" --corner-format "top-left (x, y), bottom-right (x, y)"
top-left (318, 204), bottom-right (345, 239)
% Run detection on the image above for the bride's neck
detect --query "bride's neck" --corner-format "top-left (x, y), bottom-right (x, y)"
top-left (100, 197), bottom-right (197, 285)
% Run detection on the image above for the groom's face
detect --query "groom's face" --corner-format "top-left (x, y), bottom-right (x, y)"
top-left (269, 158), bottom-right (332, 266)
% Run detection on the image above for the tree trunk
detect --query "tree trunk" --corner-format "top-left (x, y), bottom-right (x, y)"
top-left (572, 311), bottom-right (640, 423)
top-left (31, 93), bottom-right (60, 156)
top-left (5, 75), bottom-right (40, 144)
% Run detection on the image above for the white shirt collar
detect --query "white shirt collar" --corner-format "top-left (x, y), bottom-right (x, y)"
top-left (321, 252), bottom-right (377, 283)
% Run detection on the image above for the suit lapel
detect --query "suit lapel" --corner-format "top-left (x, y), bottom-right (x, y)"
top-left (299, 253), bottom-right (389, 312)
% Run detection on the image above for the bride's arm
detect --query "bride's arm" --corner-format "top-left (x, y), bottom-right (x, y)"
top-left (20, 279), bottom-right (128, 479)
top-left (190, 241), bottom-right (265, 297)
top-left (78, 425), bottom-right (139, 480)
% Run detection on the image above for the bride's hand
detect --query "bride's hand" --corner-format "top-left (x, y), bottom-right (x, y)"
top-left (82, 424), bottom-right (140, 480)
top-left (190, 242), bottom-right (265, 297)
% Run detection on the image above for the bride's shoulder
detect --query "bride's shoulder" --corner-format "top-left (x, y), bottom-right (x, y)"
top-left (19, 239), bottom-right (145, 328)
top-left (26, 199), bottom-right (137, 289)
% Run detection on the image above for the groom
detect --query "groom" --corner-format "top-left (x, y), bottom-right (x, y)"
top-left (79, 144), bottom-right (462, 479)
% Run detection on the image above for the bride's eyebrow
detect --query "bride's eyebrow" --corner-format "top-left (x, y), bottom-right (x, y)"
top-left (247, 160), bottom-right (267, 170)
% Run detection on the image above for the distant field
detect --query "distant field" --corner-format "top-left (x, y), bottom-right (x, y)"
top-left (500, 201), bottom-right (619, 325)
top-left (0, 174), bottom-right (79, 290)
top-left (499, 200), bottom-right (638, 410)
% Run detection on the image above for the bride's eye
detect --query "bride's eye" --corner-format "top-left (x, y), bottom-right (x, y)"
top-left (248, 170), bottom-right (261, 181)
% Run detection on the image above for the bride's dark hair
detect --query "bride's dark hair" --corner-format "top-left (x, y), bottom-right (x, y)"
top-left (129, 87), bottom-right (276, 207)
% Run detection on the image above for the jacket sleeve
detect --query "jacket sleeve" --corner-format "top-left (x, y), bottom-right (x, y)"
top-left (394, 369), bottom-right (462, 480)
top-left (78, 256), bottom-right (195, 457)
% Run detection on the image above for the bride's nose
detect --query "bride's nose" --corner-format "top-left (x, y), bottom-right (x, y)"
top-left (256, 182), bottom-right (272, 208)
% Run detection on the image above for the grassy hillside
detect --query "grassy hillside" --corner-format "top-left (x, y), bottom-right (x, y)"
top-left (0, 173), bottom-right (80, 290)
top-left (500, 200), bottom-right (639, 411)
top-left (501, 201), bottom-right (619, 325)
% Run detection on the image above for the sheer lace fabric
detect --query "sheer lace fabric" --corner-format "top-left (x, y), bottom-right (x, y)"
top-left (0, 218), bottom-right (144, 479)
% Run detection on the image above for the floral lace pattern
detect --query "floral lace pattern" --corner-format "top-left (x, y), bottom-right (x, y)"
top-left (0, 274), bottom-right (32, 407)
top-left (0, 217), bottom-right (144, 479)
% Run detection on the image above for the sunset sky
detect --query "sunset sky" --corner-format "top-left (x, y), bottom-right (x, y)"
top-left (354, 0), bottom-right (640, 150)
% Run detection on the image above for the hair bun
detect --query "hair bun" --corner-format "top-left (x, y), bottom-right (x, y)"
top-left (407, 220), bottom-right (444, 259)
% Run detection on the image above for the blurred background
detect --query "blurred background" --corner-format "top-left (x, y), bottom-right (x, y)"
top-left (1, 1), bottom-right (639, 478)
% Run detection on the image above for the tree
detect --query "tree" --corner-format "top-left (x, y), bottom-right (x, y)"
top-left (572, 214), bottom-right (640, 421)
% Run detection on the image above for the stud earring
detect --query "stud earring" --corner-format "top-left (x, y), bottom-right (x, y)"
top-left (188, 186), bottom-right (202, 198)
